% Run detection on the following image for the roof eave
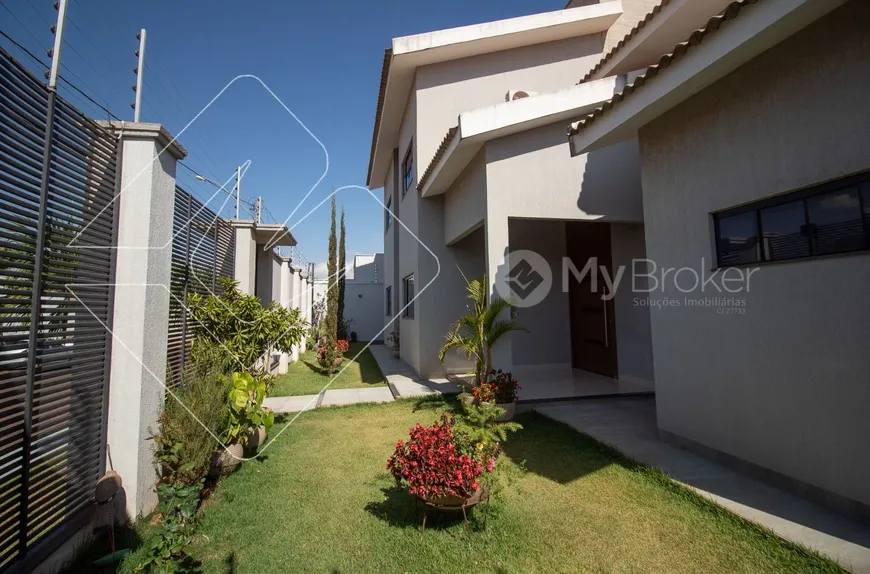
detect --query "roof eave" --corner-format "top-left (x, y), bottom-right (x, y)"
top-left (569, 0), bottom-right (849, 156)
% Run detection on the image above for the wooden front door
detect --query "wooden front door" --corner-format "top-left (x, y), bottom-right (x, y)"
top-left (566, 222), bottom-right (618, 378)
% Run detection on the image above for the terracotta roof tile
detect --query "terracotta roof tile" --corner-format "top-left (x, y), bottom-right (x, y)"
top-left (579, 0), bottom-right (672, 84)
top-left (417, 126), bottom-right (459, 191)
top-left (568, 0), bottom-right (757, 137)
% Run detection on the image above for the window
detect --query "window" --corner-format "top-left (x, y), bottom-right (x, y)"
top-left (402, 140), bottom-right (414, 198)
top-left (385, 286), bottom-right (392, 316)
top-left (385, 196), bottom-right (392, 231)
top-left (402, 274), bottom-right (415, 318)
top-left (713, 171), bottom-right (870, 267)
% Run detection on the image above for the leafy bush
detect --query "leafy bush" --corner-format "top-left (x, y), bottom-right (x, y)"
top-left (387, 414), bottom-right (485, 500)
top-left (137, 478), bottom-right (204, 573)
top-left (488, 369), bottom-right (521, 403)
top-left (187, 277), bottom-right (306, 375)
top-left (316, 339), bottom-right (349, 373)
top-left (224, 371), bottom-right (274, 445)
top-left (153, 346), bottom-right (232, 485)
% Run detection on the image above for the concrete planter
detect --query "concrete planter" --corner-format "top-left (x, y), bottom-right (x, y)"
top-left (245, 425), bottom-right (267, 452)
top-left (209, 442), bottom-right (243, 478)
top-left (391, 347), bottom-right (400, 359)
top-left (495, 401), bottom-right (516, 422)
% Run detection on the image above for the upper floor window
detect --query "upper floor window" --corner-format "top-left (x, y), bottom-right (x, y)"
top-left (385, 196), bottom-right (392, 232)
top-left (402, 140), bottom-right (414, 198)
top-left (713, 171), bottom-right (870, 267)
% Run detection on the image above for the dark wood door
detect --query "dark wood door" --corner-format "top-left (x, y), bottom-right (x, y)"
top-left (566, 222), bottom-right (618, 378)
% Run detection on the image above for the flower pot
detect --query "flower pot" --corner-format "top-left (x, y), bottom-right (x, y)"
top-left (209, 442), bottom-right (243, 478)
top-left (333, 356), bottom-right (344, 367)
top-left (495, 401), bottom-right (516, 422)
top-left (419, 485), bottom-right (489, 510)
top-left (245, 425), bottom-right (267, 450)
top-left (391, 347), bottom-right (400, 359)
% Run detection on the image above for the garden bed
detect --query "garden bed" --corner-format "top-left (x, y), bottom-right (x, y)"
top-left (111, 397), bottom-right (841, 573)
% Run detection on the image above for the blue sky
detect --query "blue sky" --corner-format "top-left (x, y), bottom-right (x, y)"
top-left (2, 0), bottom-right (563, 270)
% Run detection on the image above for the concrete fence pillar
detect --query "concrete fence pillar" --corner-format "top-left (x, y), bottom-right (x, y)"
top-left (102, 122), bottom-right (186, 521)
top-left (277, 257), bottom-right (293, 373)
top-left (232, 221), bottom-right (256, 295)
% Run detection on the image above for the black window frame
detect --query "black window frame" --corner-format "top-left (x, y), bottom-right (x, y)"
top-left (385, 285), bottom-right (392, 316)
top-left (712, 170), bottom-right (870, 268)
top-left (402, 140), bottom-right (414, 198)
top-left (402, 274), bottom-right (415, 318)
top-left (385, 195), bottom-right (392, 232)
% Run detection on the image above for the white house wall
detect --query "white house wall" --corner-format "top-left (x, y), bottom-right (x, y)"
top-left (637, 1), bottom-right (870, 508)
top-left (444, 150), bottom-right (487, 245)
top-left (415, 34), bottom-right (605, 171)
top-left (485, 123), bottom-right (644, 222)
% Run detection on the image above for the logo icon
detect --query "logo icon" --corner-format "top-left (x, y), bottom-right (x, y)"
top-left (494, 250), bottom-right (552, 307)
top-left (506, 259), bottom-right (544, 300)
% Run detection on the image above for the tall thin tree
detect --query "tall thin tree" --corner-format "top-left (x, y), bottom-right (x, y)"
top-left (323, 196), bottom-right (340, 372)
top-left (337, 208), bottom-right (347, 339)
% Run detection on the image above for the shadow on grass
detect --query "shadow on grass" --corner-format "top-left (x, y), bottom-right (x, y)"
top-left (364, 486), bottom-right (486, 532)
top-left (409, 394), bottom-right (459, 414)
top-left (500, 412), bottom-right (621, 485)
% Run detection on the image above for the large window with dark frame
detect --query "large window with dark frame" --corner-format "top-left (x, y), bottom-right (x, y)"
top-left (402, 140), bottom-right (414, 198)
top-left (402, 274), bottom-right (415, 318)
top-left (713, 171), bottom-right (870, 267)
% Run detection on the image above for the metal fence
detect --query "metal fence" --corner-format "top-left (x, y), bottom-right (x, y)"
top-left (0, 48), bottom-right (118, 570)
top-left (166, 186), bottom-right (235, 386)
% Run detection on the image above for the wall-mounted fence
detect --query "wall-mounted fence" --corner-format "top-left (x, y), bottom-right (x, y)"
top-left (0, 48), bottom-right (118, 570)
top-left (165, 186), bottom-right (235, 387)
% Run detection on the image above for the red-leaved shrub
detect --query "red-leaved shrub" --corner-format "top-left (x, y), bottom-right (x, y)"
top-left (387, 413), bottom-right (482, 500)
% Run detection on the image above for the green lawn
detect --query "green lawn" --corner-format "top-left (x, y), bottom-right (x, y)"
top-left (269, 341), bottom-right (387, 396)
top-left (122, 397), bottom-right (839, 574)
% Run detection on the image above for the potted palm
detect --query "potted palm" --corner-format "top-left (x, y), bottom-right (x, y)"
top-left (439, 276), bottom-right (525, 391)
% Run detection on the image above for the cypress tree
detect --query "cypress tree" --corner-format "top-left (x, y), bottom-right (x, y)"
top-left (322, 196), bottom-right (340, 372)
top-left (337, 208), bottom-right (346, 339)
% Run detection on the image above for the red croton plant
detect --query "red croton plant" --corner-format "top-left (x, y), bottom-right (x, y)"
top-left (387, 414), bottom-right (482, 500)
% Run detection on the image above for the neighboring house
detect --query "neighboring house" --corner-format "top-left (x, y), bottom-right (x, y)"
top-left (368, 0), bottom-right (677, 398)
top-left (342, 254), bottom-right (386, 342)
top-left (568, 0), bottom-right (869, 516)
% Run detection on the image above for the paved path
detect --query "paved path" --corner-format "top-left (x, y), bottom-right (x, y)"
top-left (531, 397), bottom-right (870, 573)
top-left (368, 345), bottom-right (462, 397)
top-left (263, 345), bottom-right (460, 414)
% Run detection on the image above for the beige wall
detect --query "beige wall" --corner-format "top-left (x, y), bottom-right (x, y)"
top-left (415, 34), bottom-right (604, 172)
top-left (486, 123), bottom-right (644, 223)
top-left (444, 150), bottom-right (487, 245)
top-left (638, 0), bottom-right (870, 506)
top-left (566, 0), bottom-right (662, 55)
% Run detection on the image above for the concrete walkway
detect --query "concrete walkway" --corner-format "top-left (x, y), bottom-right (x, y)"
top-left (367, 345), bottom-right (462, 398)
top-left (532, 397), bottom-right (870, 573)
top-left (263, 345), bottom-right (460, 414)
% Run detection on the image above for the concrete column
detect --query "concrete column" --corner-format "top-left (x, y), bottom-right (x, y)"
top-left (277, 257), bottom-right (292, 374)
top-left (299, 275), bottom-right (308, 353)
top-left (233, 222), bottom-right (256, 295)
top-left (485, 215), bottom-right (513, 373)
top-left (103, 122), bottom-right (186, 521)
top-left (289, 266), bottom-right (301, 362)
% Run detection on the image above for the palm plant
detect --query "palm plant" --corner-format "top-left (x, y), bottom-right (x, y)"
top-left (438, 276), bottom-right (525, 387)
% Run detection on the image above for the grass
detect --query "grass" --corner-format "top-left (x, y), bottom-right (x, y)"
top-left (269, 341), bottom-right (387, 397)
top-left (114, 396), bottom-right (841, 574)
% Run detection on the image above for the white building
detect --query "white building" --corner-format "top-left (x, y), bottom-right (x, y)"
top-left (343, 254), bottom-right (386, 342)
top-left (368, 0), bottom-right (870, 519)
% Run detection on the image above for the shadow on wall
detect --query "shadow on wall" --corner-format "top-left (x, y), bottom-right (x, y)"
top-left (577, 138), bottom-right (644, 219)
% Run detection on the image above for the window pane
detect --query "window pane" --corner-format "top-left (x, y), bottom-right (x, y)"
top-left (861, 182), bottom-right (870, 243)
top-left (760, 200), bottom-right (809, 260)
top-left (717, 212), bottom-right (759, 266)
top-left (807, 187), bottom-right (864, 255)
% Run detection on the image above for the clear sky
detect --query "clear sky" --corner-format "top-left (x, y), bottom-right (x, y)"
top-left (1, 0), bottom-right (563, 271)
